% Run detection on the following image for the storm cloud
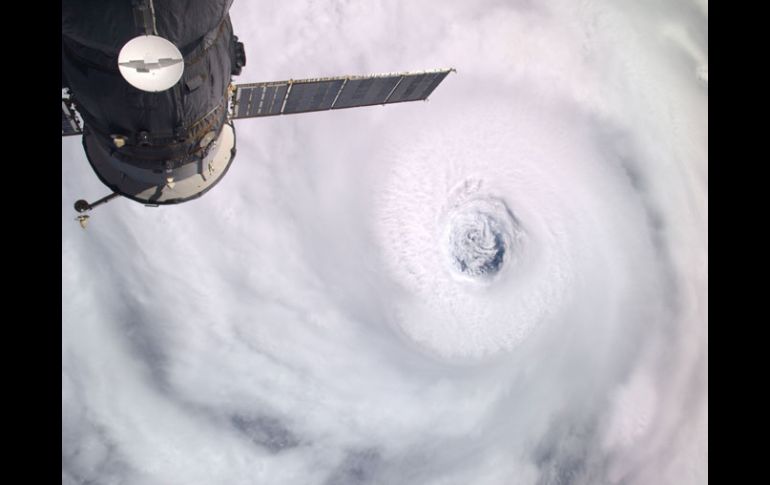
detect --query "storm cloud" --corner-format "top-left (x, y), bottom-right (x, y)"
top-left (62, 1), bottom-right (707, 484)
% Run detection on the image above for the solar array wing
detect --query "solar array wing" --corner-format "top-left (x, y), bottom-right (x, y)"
top-left (230, 68), bottom-right (453, 120)
top-left (62, 97), bottom-right (82, 137)
top-left (232, 82), bottom-right (289, 118)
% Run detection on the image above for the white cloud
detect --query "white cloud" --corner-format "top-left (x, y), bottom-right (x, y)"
top-left (62, 1), bottom-right (707, 484)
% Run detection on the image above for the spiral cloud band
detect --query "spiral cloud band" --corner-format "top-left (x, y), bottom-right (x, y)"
top-left (62, 1), bottom-right (708, 484)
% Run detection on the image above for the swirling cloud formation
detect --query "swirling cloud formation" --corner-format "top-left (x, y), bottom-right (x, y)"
top-left (62, 0), bottom-right (707, 484)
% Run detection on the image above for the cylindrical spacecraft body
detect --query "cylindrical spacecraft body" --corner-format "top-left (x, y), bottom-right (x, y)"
top-left (62, 0), bottom-right (241, 205)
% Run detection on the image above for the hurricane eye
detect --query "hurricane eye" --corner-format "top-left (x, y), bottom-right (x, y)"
top-left (444, 195), bottom-right (521, 282)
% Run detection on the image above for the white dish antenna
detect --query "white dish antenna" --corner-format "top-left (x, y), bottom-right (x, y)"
top-left (118, 35), bottom-right (184, 92)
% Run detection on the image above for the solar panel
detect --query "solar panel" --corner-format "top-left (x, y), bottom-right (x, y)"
top-left (385, 70), bottom-right (450, 104)
top-left (62, 98), bottom-right (82, 136)
top-left (230, 68), bottom-right (453, 120)
top-left (232, 83), bottom-right (289, 118)
top-left (331, 75), bottom-right (401, 109)
top-left (282, 79), bottom-right (345, 114)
